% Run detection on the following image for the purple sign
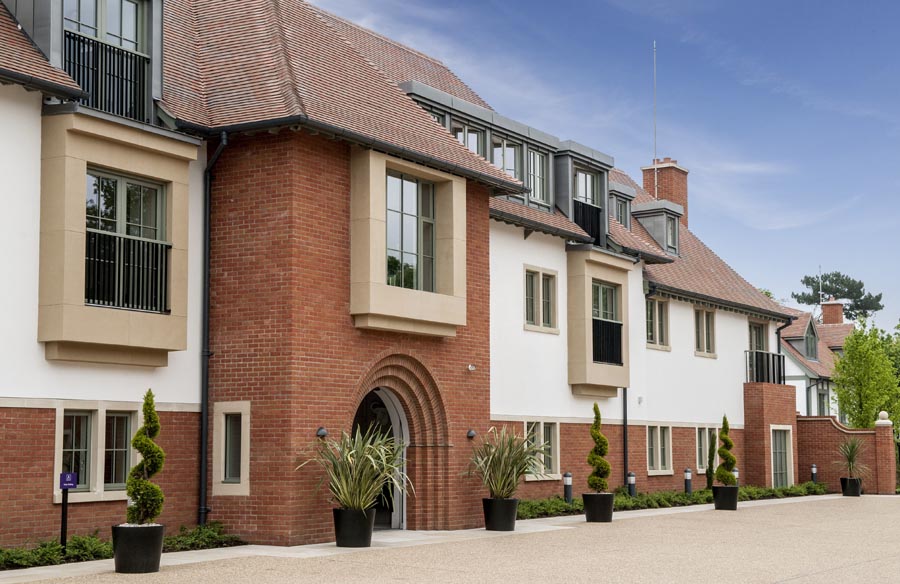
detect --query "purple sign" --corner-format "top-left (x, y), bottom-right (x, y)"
top-left (59, 472), bottom-right (78, 490)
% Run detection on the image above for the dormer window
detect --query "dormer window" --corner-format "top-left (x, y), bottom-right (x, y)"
top-left (451, 119), bottom-right (485, 156)
top-left (610, 194), bottom-right (630, 228)
top-left (575, 169), bottom-right (601, 207)
top-left (528, 150), bottom-right (548, 204)
top-left (491, 135), bottom-right (522, 179)
top-left (65, 0), bottom-right (142, 51)
top-left (805, 323), bottom-right (818, 360)
top-left (665, 215), bottom-right (678, 254)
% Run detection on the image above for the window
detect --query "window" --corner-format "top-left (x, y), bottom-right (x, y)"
top-left (528, 150), bottom-right (548, 204)
top-left (647, 426), bottom-right (671, 473)
top-left (805, 324), bottom-right (818, 360)
top-left (749, 322), bottom-right (767, 352)
top-left (592, 281), bottom-right (622, 365)
top-left (386, 171), bottom-right (435, 292)
top-left (525, 421), bottom-right (559, 478)
top-left (694, 309), bottom-right (716, 355)
top-left (65, 0), bottom-right (142, 51)
top-left (451, 119), bottom-right (484, 156)
top-left (610, 195), bottom-right (629, 228)
top-left (696, 427), bottom-right (718, 471)
top-left (817, 386), bottom-right (829, 416)
top-left (592, 282), bottom-right (619, 322)
top-left (665, 216), bottom-right (678, 253)
top-left (86, 170), bottom-right (165, 241)
top-left (423, 105), bottom-right (446, 127)
top-left (575, 169), bottom-right (601, 206)
top-left (491, 135), bottom-right (521, 179)
top-left (224, 414), bottom-right (242, 483)
top-left (104, 413), bottom-right (130, 489)
top-left (524, 267), bottom-right (557, 332)
top-left (646, 298), bottom-right (668, 346)
top-left (62, 412), bottom-right (91, 490)
top-left (771, 427), bottom-right (793, 488)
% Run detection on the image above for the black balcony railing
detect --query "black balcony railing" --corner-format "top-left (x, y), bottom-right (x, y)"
top-left (85, 230), bottom-right (170, 313)
top-left (592, 319), bottom-right (623, 365)
top-left (573, 200), bottom-right (604, 246)
top-left (64, 31), bottom-right (151, 123)
top-left (746, 350), bottom-right (786, 384)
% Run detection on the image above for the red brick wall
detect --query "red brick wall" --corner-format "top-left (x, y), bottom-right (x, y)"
top-left (0, 408), bottom-right (199, 548)
top-left (743, 382), bottom-right (799, 488)
top-left (641, 158), bottom-right (689, 226)
top-left (797, 416), bottom-right (896, 494)
top-left (207, 131), bottom-right (493, 545)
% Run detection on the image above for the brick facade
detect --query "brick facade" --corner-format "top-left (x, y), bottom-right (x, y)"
top-left (742, 382), bottom-right (799, 488)
top-left (0, 408), bottom-right (199, 548)
top-left (206, 131), bottom-right (493, 546)
top-left (797, 416), bottom-right (896, 495)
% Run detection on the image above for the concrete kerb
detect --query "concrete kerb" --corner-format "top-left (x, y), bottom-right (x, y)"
top-left (0, 494), bottom-right (846, 583)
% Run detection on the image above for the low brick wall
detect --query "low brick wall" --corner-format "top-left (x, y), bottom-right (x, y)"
top-left (796, 416), bottom-right (896, 495)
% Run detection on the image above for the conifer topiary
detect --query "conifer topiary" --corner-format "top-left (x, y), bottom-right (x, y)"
top-left (586, 403), bottom-right (611, 492)
top-left (126, 390), bottom-right (166, 524)
top-left (705, 429), bottom-right (716, 490)
top-left (714, 415), bottom-right (736, 486)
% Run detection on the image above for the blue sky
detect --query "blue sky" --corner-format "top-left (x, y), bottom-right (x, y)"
top-left (310, 0), bottom-right (900, 327)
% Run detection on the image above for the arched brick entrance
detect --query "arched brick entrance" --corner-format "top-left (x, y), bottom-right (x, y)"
top-left (353, 353), bottom-right (450, 530)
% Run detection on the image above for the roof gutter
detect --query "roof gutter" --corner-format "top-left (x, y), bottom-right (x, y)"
top-left (489, 208), bottom-right (593, 243)
top-left (174, 115), bottom-right (527, 195)
top-left (618, 246), bottom-right (673, 265)
top-left (652, 283), bottom-right (796, 321)
top-left (0, 67), bottom-right (87, 100)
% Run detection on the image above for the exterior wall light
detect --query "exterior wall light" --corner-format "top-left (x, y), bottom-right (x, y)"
top-left (466, 429), bottom-right (477, 439)
top-left (316, 427), bottom-right (328, 438)
top-left (811, 463), bottom-right (818, 483)
top-left (467, 364), bottom-right (476, 372)
top-left (732, 467), bottom-right (739, 486)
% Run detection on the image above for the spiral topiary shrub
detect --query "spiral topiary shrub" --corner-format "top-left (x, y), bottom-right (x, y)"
top-left (586, 403), bottom-right (611, 492)
top-left (714, 415), bottom-right (736, 486)
top-left (705, 428), bottom-right (716, 490)
top-left (126, 389), bottom-right (166, 524)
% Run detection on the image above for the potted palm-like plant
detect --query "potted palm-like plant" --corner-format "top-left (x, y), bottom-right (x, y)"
top-left (713, 415), bottom-right (738, 511)
top-left (113, 389), bottom-right (166, 573)
top-left (469, 426), bottom-right (545, 531)
top-left (300, 425), bottom-right (411, 547)
top-left (837, 437), bottom-right (869, 497)
top-left (583, 403), bottom-right (614, 522)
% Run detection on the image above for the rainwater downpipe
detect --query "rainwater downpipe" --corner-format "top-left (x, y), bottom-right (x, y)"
top-left (775, 317), bottom-right (793, 354)
top-left (199, 132), bottom-right (228, 525)
top-left (622, 386), bottom-right (629, 488)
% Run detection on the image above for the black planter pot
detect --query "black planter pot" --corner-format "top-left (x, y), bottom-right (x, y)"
top-left (712, 485), bottom-right (739, 511)
top-left (583, 493), bottom-right (615, 523)
top-left (111, 524), bottom-right (165, 574)
top-left (482, 498), bottom-right (518, 531)
top-left (333, 508), bottom-right (376, 547)
top-left (841, 477), bottom-right (862, 497)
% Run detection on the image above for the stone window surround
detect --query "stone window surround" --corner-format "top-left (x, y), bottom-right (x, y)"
top-left (523, 264), bottom-right (559, 335)
top-left (646, 297), bottom-right (669, 349)
top-left (212, 401), bottom-right (251, 497)
top-left (524, 420), bottom-right (561, 481)
top-left (350, 147), bottom-right (466, 337)
top-left (647, 425), bottom-right (673, 476)
top-left (695, 426), bottom-right (720, 472)
top-left (770, 424), bottom-right (794, 487)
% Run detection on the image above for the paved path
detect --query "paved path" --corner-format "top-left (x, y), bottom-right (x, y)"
top-left (6, 495), bottom-right (900, 583)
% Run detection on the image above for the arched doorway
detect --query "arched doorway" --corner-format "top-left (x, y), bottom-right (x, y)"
top-left (352, 388), bottom-right (409, 529)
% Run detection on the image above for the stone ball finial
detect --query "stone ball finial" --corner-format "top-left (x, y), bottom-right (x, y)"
top-left (879, 411), bottom-right (889, 421)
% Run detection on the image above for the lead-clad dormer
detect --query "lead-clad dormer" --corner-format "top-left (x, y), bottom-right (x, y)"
top-left (632, 199), bottom-right (683, 255)
top-left (553, 141), bottom-right (613, 247)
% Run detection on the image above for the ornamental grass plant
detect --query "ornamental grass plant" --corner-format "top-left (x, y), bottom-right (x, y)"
top-left (469, 426), bottom-right (545, 499)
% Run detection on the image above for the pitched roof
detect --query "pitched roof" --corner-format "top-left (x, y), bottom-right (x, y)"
top-left (818, 323), bottom-right (854, 350)
top-left (161, 0), bottom-right (520, 192)
top-left (489, 198), bottom-right (591, 242)
top-left (0, 5), bottom-right (82, 97)
top-left (608, 217), bottom-right (672, 263)
top-left (608, 169), bottom-right (791, 318)
top-left (309, 5), bottom-right (492, 110)
top-left (781, 308), bottom-right (812, 339)
top-left (782, 337), bottom-right (835, 379)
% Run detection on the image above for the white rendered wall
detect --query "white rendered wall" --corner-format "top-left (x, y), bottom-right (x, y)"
top-left (0, 84), bottom-right (205, 406)
top-left (784, 355), bottom-right (809, 416)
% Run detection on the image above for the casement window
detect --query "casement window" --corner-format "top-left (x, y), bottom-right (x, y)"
top-left (423, 105), bottom-right (447, 127)
top-left (451, 119), bottom-right (485, 156)
top-left (213, 401), bottom-right (251, 496)
top-left (694, 308), bottom-right (716, 355)
top-left (64, 0), bottom-right (143, 51)
top-left (575, 169), bottom-right (601, 207)
top-left (771, 426), bottom-right (793, 488)
top-left (491, 135), bottom-right (522, 179)
top-left (593, 282), bottom-right (619, 322)
top-left (62, 412), bottom-right (92, 490)
top-left (86, 170), bottom-right (164, 241)
top-left (386, 171), bottom-right (435, 292)
top-left (592, 281), bottom-right (622, 365)
top-left (696, 427), bottom-right (718, 472)
top-left (749, 322), bottom-right (767, 352)
top-left (610, 195), bottom-right (630, 228)
top-left (103, 413), bottom-right (131, 489)
top-left (805, 324), bottom-right (818, 360)
top-left (646, 298), bottom-right (668, 346)
top-left (524, 267), bottom-right (557, 332)
top-left (525, 421), bottom-right (559, 478)
top-left (665, 216), bottom-right (678, 254)
top-left (528, 150), bottom-right (548, 204)
top-left (647, 425), bottom-right (671, 473)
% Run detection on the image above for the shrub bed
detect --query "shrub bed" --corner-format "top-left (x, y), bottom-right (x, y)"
top-left (0, 523), bottom-right (244, 571)
top-left (517, 481), bottom-right (828, 520)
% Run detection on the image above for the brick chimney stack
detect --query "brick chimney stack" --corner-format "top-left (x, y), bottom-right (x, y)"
top-left (641, 157), bottom-right (689, 227)
top-left (821, 297), bottom-right (844, 325)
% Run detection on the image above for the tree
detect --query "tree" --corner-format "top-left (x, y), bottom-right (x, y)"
top-left (758, 288), bottom-right (774, 299)
top-left (714, 416), bottom-right (736, 486)
top-left (586, 403), bottom-right (610, 493)
top-left (832, 323), bottom-right (900, 429)
top-left (791, 271), bottom-right (883, 320)
top-left (126, 389), bottom-right (166, 524)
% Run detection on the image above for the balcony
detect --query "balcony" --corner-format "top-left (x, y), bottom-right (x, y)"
top-left (573, 200), bottom-right (604, 246)
top-left (746, 350), bottom-right (786, 384)
top-left (64, 30), bottom-right (151, 123)
top-left (592, 319), bottom-right (623, 365)
top-left (85, 230), bottom-right (170, 313)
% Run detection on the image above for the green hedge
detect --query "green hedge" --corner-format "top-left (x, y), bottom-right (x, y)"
top-left (517, 481), bottom-right (828, 520)
top-left (0, 523), bottom-right (244, 571)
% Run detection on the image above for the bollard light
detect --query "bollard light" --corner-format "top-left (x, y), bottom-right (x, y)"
top-left (563, 472), bottom-right (573, 504)
top-left (811, 463), bottom-right (818, 483)
top-left (627, 471), bottom-right (637, 497)
top-left (684, 468), bottom-right (693, 496)
top-left (732, 467), bottom-right (739, 486)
